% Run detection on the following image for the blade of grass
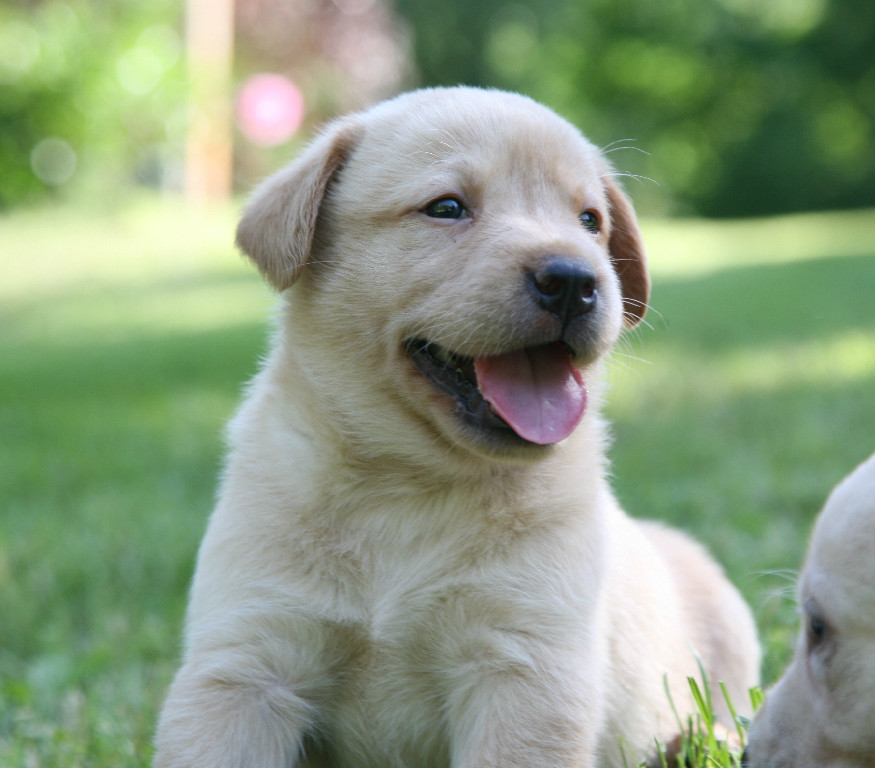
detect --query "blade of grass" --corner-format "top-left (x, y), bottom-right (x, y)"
top-left (749, 686), bottom-right (765, 714)
top-left (719, 681), bottom-right (745, 747)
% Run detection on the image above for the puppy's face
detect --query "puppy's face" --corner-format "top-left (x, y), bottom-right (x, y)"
top-left (237, 88), bottom-right (649, 462)
top-left (745, 455), bottom-right (875, 768)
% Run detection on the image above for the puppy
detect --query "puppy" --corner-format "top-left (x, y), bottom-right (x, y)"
top-left (154, 87), bottom-right (759, 768)
top-left (744, 454), bottom-right (875, 768)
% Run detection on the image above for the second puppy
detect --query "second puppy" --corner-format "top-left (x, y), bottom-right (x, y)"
top-left (744, 454), bottom-right (875, 768)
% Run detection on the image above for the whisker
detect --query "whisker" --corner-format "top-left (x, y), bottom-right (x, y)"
top-left (600, 170), bottom-right (659, 187)
top-left (601, 142), bottom-right (651, 158)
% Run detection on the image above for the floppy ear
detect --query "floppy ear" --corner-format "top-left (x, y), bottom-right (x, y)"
top-left (604, 178), bottom-right (650, 328)
top-left (235, 118), bottom-right (362, 290)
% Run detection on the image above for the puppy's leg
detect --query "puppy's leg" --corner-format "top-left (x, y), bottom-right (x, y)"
top-left (446, 653), bottom-right (600, 767)
top-left (154, 648), bottom-right (324, 768)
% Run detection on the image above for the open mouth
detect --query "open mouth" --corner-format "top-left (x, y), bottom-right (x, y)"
top-left (405, 339), bottom-right (587, 446)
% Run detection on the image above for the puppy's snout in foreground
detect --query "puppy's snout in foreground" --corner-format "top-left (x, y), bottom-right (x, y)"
top-left (527, 257), bottom-right (598, 326)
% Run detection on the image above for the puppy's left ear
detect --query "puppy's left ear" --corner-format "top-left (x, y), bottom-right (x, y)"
top-left (236, 118), bottom-right (362, 291)
top-left (604, 178), bottom-right (650, 328)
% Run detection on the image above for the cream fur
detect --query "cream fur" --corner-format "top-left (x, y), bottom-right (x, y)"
top-left (154, 87), bottom-right (759, 768)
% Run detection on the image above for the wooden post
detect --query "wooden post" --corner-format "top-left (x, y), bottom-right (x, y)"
top-left (184, 0), bottom-right (234, 203)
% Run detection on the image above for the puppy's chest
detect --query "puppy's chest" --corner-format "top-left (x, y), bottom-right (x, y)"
top-left (300, 490), bottom-right (596, 633)
top-left (300, 508), bottom-right (596, 764)
top-left (320, 580), bottom-right (520, 767)
top-left (325, 644), bottom-right (451, 768)
top-left (311, 546), bottom-right (467, 766)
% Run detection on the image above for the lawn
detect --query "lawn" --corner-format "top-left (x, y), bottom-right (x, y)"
top-left (1, 200), bottom-right (873, 766)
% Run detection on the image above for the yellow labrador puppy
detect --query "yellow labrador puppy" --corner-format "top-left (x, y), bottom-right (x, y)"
top-left (744, 454), bottom-right (875, 768)
top-left (154, 87), bottom-right (759, 768)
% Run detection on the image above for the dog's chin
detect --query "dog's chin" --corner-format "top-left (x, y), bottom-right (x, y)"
top-left (404, 338), bottom-right (569, 459)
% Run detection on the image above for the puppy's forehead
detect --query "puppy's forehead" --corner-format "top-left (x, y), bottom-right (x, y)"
top-left (811, 457), bottom-right (875, 558)
top-left (352, 89), bottom-right (606, 202)
top-left (807, 455), bottom-right (875, 609)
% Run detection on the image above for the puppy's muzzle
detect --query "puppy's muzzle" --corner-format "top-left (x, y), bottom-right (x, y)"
top-left (527, 257), bottom-right (597, 329)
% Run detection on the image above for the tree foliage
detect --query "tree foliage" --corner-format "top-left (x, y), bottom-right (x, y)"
top-left (395, 0), bottom-right (874, 216)
top-left (0, 0), bottom-right (871, 216)
top-left (0, 0), bottom-right (185, 209)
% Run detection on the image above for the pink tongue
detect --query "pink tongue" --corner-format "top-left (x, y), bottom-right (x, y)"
top-left (474, 343), bottom-right (586, 445)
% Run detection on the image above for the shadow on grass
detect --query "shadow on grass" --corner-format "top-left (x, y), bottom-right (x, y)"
top-left (609, 249), bottom-right (873, 551)
top-left (0, 322), bottom-right (267, 667)
top-left (645, 252), bottom-right (874, 352)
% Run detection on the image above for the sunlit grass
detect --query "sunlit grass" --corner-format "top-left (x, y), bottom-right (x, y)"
top-left (1, 199), bottom-right (872, 766)
top-left (2, 197), bottom-right (270, 348)
top-left (641, 209), bottom-right (873, 277)
top-left (3, 197), bottom-right (242, 292)
top-left (611, 330), bottom-right (873, 407)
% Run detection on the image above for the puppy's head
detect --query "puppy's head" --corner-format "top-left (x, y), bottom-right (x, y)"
top-left (237, 88), bottom-right (650, 462)
top-left (744, 453), bottom-right (875, 768)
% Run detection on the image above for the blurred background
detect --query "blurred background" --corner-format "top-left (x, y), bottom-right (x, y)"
top-left (1, 1), bottom-right (873, 765)
top-left (1, 0), bottom-right (872, 215)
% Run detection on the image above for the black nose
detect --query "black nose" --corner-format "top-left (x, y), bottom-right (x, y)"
top-left (527, 257), bottom-right (597, 325)
top-left (740, 748), bottom-right (750, 767)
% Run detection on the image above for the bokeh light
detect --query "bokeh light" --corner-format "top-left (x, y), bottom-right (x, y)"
top-left (30, 137), bottom-right (77, 186)
top-left (235, 74), bottom-right (305, 147)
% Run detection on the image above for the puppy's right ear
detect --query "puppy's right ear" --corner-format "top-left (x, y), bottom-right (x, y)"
top-left (235, 119), bottom-right (362, 290)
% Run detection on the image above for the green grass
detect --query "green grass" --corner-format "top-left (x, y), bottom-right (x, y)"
top-left (1, 200), bottom-right (873, 766)
top-left (629, 670), bottom-right (765, 768)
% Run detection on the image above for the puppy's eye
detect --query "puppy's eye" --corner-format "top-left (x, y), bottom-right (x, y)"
top-left (424, 198), bottom-right (466, 219)
top-left (579, 210), bottom-right (600, 234)
top-left (807, 613), bottom-right (828, 647)
top-left (804, 598), bottom-right (831, 653)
